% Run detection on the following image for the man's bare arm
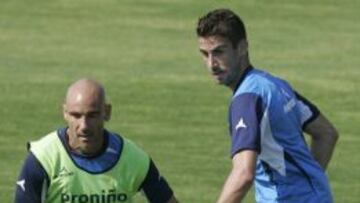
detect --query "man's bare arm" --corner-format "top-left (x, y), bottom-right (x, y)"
top-left (304, 113), bottom-right (339, 169)
top-left (217, 150), bottom-right (257, 203)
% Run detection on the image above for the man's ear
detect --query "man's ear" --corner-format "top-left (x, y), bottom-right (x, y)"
top-left (104, 104), bottom-right (112, 121)
top-left (63, 104), bottom-right (68, 121)
top-left (237, 39), bottom-right (248, 56)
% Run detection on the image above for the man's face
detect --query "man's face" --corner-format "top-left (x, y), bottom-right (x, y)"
top-left (198, 36), bottom-right (245, 88)
top-left (63, 92), bottom-right (110, 155)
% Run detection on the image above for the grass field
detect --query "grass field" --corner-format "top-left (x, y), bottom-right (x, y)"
top-left (0, 0), bottom-right (359, 202)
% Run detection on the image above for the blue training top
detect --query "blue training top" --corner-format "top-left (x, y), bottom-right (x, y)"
top-left (229, 67), bottom-right (333, 202)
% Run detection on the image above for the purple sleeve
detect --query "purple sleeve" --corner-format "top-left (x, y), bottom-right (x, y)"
top-left (139, 159), bottom-right (174, 203)
top-left (14, 152), bottom-right (49, 203)
top-left (294, 91), bottom-right (320, 129)
top-left (229, 93), bottom-right (264, 157)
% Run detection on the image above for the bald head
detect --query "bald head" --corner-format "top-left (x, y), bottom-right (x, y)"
top-left (65, 79), bottom-right (106, 107)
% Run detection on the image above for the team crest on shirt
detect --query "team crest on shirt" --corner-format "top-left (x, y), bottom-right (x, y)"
top-left (235, 118), bottom-right (247, 130)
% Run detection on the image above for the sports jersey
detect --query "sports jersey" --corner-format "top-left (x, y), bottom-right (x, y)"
top-left (15, 128), bottom-right (174, 203)
top-left (229, 67), bottom-right (333, 202)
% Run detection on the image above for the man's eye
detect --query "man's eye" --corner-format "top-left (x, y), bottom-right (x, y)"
top-left (213, 50), bottom-right (223, 56)
top-left (200, 50), bottom-right (208, 58)
top-left (70, 113), bottom-right (82, 119)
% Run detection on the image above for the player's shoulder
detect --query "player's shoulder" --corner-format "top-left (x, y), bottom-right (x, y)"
top-left (236, 68), bottom-right (291, 97)
top-left (245, 68), bottom-right (282, 88)
top-left (28, 130), bottom-right (60, 151)
top-left (234, 68), bottom-right (273, 97)
top-left (107, 130), bottom-right (149, 159)
top-left (32, 130), bottom-right (59, 142)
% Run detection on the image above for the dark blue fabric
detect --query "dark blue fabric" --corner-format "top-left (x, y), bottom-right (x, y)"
top-left (294, 91), bottom-right (320, 129)
top-left (229, 93), bottom-right (263, 157)
top-left (140, 159), bottom-right (174, 203)
top-left (233, 66), bottom-right (254, 95)
top-left (57, 128), bottom-right (122, 173)
top-left (14, 152), bottom-right (48, 203)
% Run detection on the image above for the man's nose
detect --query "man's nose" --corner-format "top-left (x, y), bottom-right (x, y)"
top-left (79, 116), bottom-right (90, 132)
top-left (207, 54), bottom-right (218, 68)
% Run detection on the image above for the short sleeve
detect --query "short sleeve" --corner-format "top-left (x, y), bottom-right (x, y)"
top-left (229, 93), bottom-right (264, 157)
top-left (14, 152), bottom-right (49, 203)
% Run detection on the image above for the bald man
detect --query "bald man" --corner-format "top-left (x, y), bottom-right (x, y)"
top-left (15, 79), bottom-right (178, 203)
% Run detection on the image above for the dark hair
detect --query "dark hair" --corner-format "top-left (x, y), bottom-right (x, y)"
top-left (196, 9), bottom-right (247, 47)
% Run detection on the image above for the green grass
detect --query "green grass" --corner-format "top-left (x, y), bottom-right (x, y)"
top-left (1, 0), bottom-right (359, 202)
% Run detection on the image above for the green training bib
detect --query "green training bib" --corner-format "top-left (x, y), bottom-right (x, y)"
top-left (30, 131), bottom-right (150, 203)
